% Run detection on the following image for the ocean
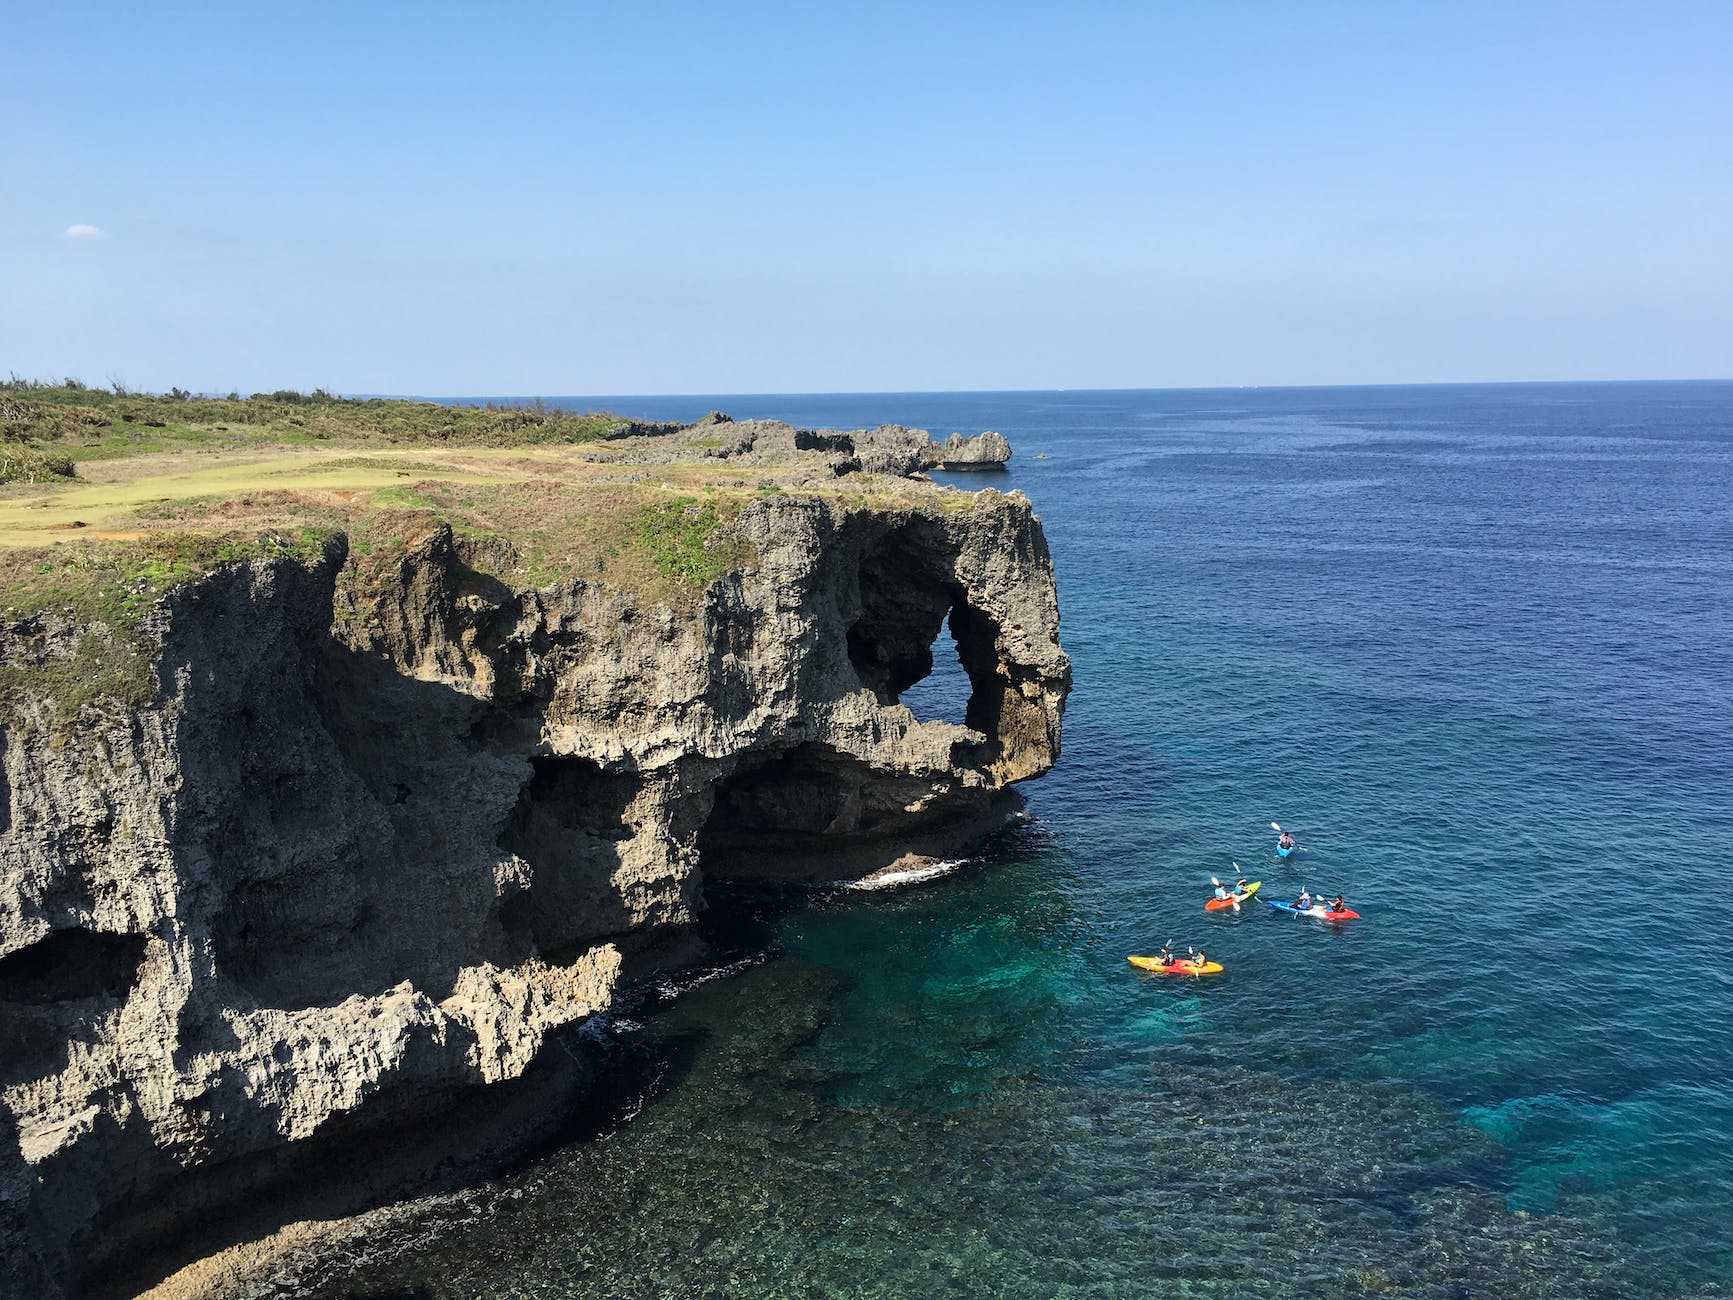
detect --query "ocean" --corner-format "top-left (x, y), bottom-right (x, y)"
top-left (271, 382), bottom-right (1733, 1298)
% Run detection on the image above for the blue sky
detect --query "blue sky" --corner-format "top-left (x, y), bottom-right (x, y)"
top-left (3, 2), bottom-right (1729, 394)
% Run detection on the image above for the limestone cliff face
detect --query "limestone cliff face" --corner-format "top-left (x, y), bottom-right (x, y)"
top-left (0, 474), bottom-right (1067, 1295)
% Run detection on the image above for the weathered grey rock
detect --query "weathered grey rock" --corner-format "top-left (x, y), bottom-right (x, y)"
top-left (0, 454), bottom-right (1068, 1294)
top-left (927, 430), bottom-right (1012, 470)
top-left (588, 417), bottom-right (1009, 480)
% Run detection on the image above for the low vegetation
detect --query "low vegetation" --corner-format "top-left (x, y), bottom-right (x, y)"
top-left (0, 378), bottom-right (650, 463)
top-left (0, 445), bottom-right (77, 484)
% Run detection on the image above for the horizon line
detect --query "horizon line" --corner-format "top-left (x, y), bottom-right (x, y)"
top-left (400, 376), bottom-right (1733, 404)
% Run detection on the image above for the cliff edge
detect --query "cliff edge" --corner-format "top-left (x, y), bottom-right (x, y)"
top-left (0, 402), bottom-right (1068, 1296)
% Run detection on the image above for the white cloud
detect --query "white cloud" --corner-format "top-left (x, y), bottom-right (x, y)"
top-left (62, 224), bottom-right (105, 240)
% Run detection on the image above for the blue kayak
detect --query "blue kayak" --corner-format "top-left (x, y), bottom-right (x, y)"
top-left (1269, 899), bottom-right (1360, 921)
top-left (1276, 843), bottom-right (1294, 858)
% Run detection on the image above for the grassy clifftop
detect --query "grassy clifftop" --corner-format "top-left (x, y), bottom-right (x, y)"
top-left (0, 382), bottom-right (987, 719)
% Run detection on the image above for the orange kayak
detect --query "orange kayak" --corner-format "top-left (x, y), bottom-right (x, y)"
top-left (1204, 881), bottom-right (1261, 911)
top-left (1128, 955), bottom-right (1224, 975)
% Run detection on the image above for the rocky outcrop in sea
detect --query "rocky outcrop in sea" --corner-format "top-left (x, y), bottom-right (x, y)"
top-left (928, 430), bottom-right (1012, 470)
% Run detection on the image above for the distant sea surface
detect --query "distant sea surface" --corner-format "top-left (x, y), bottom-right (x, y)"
top-left (282, 383), bottom-right (1733, 1298)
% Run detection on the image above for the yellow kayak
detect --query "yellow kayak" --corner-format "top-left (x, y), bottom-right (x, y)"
top-left (1128, 955), bottom-right (1223, 976)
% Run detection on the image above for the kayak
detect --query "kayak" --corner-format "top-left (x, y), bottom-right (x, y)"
top-left (1204, 880), bottom-right (1262, 911)
top-left (1128, 955), bottom-right (1224, 976)
top-left (1276, 842), bottom-right (1294, 858)
top-left (1267, 900), bottom-right (1359, 922)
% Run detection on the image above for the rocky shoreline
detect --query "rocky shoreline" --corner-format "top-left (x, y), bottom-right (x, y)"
top-left (0, 418), bottom-right (1068, 1296)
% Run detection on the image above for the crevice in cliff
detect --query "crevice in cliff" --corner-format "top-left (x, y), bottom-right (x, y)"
top-left (0, 929), bottom-right (148, 1005)
top-left (497, 756), bottom-right (646, 954)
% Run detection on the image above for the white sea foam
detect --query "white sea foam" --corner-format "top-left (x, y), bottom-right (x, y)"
top-left (651, 953), bottom-right (766, 999)
top-left (840, 858), bottom-right (967, 891)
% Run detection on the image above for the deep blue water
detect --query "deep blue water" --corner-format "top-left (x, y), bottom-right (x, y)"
top-left (286, 383), bottom-right (1733, 1298)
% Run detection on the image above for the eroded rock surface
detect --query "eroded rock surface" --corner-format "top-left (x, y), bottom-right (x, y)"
top-left (587, 415), bottom-right (1011, 480)
top-left (0, 436), bottom-right (1068, 1296)
top-left (929, 430), bottom-right (1012, 470)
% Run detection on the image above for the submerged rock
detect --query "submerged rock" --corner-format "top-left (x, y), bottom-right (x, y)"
top-left (0, 438), bottom-right (1068, 1294)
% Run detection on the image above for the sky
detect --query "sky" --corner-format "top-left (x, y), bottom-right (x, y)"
top-left (2, 2), bottom-right (1729, 395)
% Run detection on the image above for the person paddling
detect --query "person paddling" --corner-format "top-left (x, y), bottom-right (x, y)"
top-left (1278, 831), bottom-right (1295, 851)
top-left (1192, 948), bottom-right (1209, 971)
top-left (1297, 888), bottom-right (1313, 911)
top-left (1330, 894), bottom-right (1346, 914)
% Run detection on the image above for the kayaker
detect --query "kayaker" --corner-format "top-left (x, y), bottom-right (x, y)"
top-left (1235, 877), bottom-right (1249, 895)
top-left (1297, 888), bottom-right (1312, 911)
top-left (1192, 949), bottom-right (1208, 971)
top-left (1158, 943), bottom-right (1175, 967)
top-left (1278, 831), bottom-right (1294, 850)
top-left (1214, 881), bottom-right (1230, 900)
top-left (1330, 894), bottom-right (1345, 914)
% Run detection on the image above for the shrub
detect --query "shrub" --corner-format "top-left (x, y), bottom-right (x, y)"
top-left (0, 447), bottom-right (77, 483)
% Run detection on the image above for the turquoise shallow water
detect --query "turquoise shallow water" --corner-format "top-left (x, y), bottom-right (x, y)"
top-left (280, 383), bottom-right (1733, 1298)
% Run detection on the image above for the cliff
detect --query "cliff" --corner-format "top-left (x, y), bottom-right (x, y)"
top-left (0, 412), bottom-right (1068, 1296)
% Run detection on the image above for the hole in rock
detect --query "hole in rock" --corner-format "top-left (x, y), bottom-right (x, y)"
top-left (897, 616), bottom-right (972, 725)
top-left (843, 532), bottom-right (1015, 761)
top-left (0, 929), bottom-right (149, 1005)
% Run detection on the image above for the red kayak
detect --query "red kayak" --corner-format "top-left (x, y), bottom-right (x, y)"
top-left (1268, 900), bottom-right (1360, 922)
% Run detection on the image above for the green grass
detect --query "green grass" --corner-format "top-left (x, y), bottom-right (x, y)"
top-left (372, 485), bottom-right (442, 510)
top-left (630, 496), bottom-right (736, 587)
